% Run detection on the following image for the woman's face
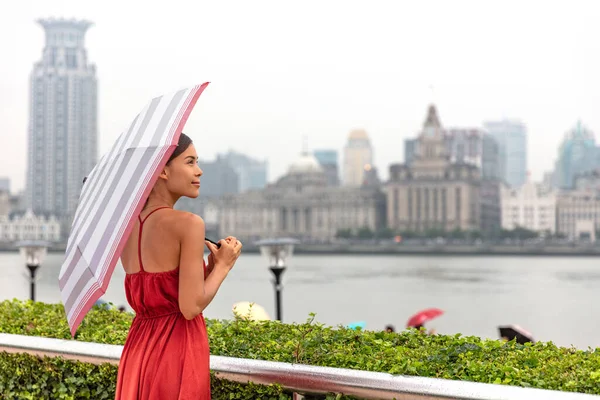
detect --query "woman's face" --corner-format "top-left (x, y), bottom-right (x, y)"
top-left (163, 143), bottom-right (203, 198)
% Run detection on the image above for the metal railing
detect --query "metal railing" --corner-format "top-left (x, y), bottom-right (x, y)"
top-left (0, 333), bottom-right (597, 400)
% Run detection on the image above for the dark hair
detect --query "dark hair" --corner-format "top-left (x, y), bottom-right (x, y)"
top-left (167, 132), bottom-right (193, 164)
top-left (385, 325), bottom-right (395, 332)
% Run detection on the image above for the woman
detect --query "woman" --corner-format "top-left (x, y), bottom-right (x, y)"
top-left (115, 133), bottom-right (242, 399)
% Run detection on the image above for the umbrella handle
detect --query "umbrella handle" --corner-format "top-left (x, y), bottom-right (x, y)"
top-left (205, 237), bottom-right (221, 249)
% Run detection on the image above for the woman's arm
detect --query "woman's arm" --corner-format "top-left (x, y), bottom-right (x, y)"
top-left (177, 214), bottom-right (229, 320)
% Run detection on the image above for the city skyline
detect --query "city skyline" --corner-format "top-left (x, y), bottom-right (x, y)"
top-left (1, 0), bottom-right (599, 192)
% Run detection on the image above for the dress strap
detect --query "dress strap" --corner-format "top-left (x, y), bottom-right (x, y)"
top-left (137, 207), bottom-right (171, 272)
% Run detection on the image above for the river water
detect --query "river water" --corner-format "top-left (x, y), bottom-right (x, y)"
top-left (1, 252), bottom-right (598, 349)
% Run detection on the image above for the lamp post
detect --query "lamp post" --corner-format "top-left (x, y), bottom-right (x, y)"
top-left (255, 238), bottom-right (300, 322)
top-left (17, 240), bottom-right (48, 302)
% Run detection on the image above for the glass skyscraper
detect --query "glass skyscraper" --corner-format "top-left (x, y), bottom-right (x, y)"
top-left (483, 119), bottom-right (527, 187)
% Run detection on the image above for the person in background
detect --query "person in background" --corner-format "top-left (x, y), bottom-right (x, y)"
top-left (385, 325), bottom-right (395, 333)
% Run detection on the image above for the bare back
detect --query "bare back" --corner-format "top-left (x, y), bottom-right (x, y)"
top-left (121, 208), bottom-right (185, 274)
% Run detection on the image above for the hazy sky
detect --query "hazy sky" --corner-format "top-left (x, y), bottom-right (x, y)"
top-left (1, 0), bottom-right (599, 193)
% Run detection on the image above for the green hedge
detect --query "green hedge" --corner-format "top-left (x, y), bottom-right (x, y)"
top-left (1, 300), bottom-right (600, 399)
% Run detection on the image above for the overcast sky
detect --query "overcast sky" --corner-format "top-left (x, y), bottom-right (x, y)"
top-left (1, 0), bottom-right (599, 193)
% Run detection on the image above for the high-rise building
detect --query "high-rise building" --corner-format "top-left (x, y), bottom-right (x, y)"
top-left (26, 18), bottom-right (97, 222)
top-left (483, 119), bottom-right (527, 187)
top-left (343, 129), bottom-right (373, 186)
top-left (219, 150), bottom-right (267, 193)
top-left (313, 149), bottom-right (339, 186)
top-left (551, 121), bottom-right (599, 189)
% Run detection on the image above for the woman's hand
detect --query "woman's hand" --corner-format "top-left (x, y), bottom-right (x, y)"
top-left (205, 236), bottom-right (242, 272)
top-left (206, 252), bottom-right (215, 276)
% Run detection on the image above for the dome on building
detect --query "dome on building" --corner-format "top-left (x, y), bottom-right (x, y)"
top-left (348, 129), bottom-right (369, 140)
top-left (288, 153), bottom-right (324, 174)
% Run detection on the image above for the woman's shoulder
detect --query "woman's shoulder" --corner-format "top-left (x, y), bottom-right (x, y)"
top-left (166, 211), bottom-right (205, 244)
top-left (167, 210), bottom-right (205, 231)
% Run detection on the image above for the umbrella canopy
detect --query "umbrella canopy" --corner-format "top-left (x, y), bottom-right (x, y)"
top-left (59, 83), bottom-right (209, 336)
top-left (498, 325), bottom-right (535, 344)
top-left (406, 308), bottom-right (444, 328)
top-left (232, 301), bottom-right (271, 321)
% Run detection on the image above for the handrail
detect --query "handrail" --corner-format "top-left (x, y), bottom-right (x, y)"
top-left (0, 333), bottom-right (597, 400)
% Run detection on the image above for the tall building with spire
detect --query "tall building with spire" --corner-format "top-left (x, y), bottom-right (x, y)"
top-left (386, 105), bottom-right (500, 234)
top-left (26, 18), bottom-right (98, 224)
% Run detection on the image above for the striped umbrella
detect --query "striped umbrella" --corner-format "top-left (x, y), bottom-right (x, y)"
top-left (59, 83), bottom-right (209, 336)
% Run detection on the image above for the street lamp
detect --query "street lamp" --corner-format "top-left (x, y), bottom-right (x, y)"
top-left (255, 238), bottom-right (300, 321)
top-left (17, 240), bottom-right (48, 302)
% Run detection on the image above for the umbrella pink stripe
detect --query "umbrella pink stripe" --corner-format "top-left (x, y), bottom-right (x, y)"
top-left (71, 84), bottom-right (207, 332)
top-left (65, 88), bottom-right (193, 322)
top-left (98, 86), bottom-right (198, 284)
top-left (68, 280), bottom-right (101, 337)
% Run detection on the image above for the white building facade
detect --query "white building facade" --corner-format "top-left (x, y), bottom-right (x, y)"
top-left (0, 210), bottom-right (61, 242)
top-left (501, 181), bottom-right (556, 233)
top-left (556, 191), bottom-right (600, 240)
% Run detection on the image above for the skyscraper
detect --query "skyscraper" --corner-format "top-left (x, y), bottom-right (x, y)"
top-left (26, 18), bottom-right (97, 221)
top-left (343, 129), bottom-right (373, 186)
top-left (552, 121), bottom-right (598, 189)
top-left (483, 119), bottom-right (527, 187)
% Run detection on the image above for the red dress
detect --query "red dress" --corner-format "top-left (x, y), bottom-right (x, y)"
top-left (115, 207), bottom-right (211, 399)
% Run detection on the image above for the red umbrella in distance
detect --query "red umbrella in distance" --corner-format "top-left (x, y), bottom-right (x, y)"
top-left (406, 308), bottom-right (444, 328)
